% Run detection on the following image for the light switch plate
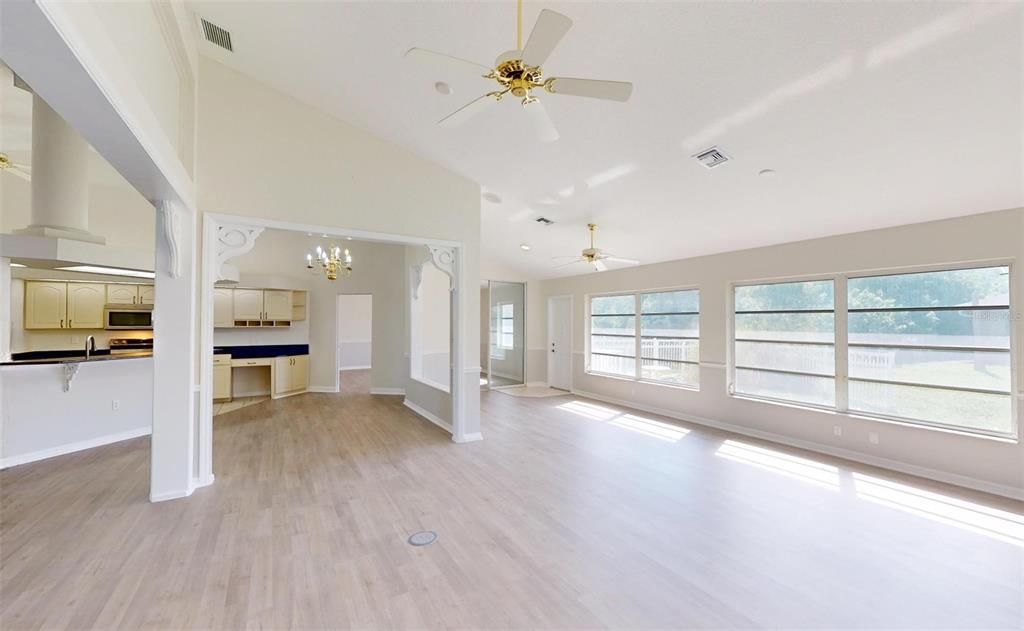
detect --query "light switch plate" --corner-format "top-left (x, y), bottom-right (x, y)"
top-left (111, 400), bottom-right (121, 411)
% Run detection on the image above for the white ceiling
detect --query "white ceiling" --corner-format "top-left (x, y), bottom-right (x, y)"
top-left (192, 2), bottom-right (1020, 279)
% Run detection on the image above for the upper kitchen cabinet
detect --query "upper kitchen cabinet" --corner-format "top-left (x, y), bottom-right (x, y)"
top-left (24, 281), bottom-right (68, 329)
top-left (67, 283), bottom-right (106, 329)
top-left (213, 288), bottom-right (234, 328)
top-left (263, 290), bottom-right (293, 320)
top-left (232, 289), bottom-right (264, 320)
top-left (106, 283), bottom-right (153, 305)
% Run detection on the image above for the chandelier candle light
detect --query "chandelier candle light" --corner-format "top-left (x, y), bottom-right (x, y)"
top-left (306, 244), bottom-right (353, 280)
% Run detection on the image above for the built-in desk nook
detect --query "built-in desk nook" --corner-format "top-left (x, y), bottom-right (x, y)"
top-left (213, 344), bottom-right (309, 402)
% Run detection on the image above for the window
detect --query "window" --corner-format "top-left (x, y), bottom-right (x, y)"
top-left (733, 279), bottom-right (836, 407)
top-left (732, 265), bottom-right (1014, 437)
top-left (847, 266), bottom-right (1011, 435)
top-left (589, 289), bottom-right (699, 387)
top-left (497, 302), bottom-right (515, 350)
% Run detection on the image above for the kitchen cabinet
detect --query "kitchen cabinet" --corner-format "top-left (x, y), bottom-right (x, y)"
top-left (213, 288), bottom-right (234, 328)
top-left (106, 284), bottom-right (140, 305)
top-left (24, 281), bottom-right (67, 329)
top-left (213, 354), bottom-right (232, 401)
top-left (232, 289), bottom-right (264, 320)
top-left (138, 285), bottom-right (155, 304)
top-left (263, 290), bottom-right (293, 320)
top-left (273, 355), bottom-right (309, 396)
top-left (67, 283), bottom-right (105, 329)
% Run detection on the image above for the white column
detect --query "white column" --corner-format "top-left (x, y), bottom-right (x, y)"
top-left (150, 200), bottom-right (197, 502)
top-left (15, 94), bottom-right (103, 243)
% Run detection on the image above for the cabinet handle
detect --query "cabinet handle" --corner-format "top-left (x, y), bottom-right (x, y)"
top-left (60, 319), bottom-right (64, 328)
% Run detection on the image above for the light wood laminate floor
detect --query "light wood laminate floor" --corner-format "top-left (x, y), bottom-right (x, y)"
top-left (2, 371), bottom-right (1022, 629)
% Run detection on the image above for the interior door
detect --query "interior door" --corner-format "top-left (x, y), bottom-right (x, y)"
top-left (67, 283), bottom-right (105, 329)
top-left (548, 295), bottom-right (572, 391)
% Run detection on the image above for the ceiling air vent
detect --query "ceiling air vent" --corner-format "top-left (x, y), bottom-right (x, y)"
top-left (199, 17), bottom-right (233, 52)
top-left (693, 146), bottom-right (730, 169)
top-left (535, 217), bottom-right (555, 226)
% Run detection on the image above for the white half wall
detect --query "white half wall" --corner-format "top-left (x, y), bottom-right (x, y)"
top-left (337, 294), bottom-right (372, 370)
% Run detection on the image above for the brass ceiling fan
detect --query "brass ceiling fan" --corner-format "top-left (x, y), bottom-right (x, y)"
top-left (0, 152), bottom-right (30, 181)
top-left (556, 223), bottom-right (639, 271)
top-left (405, 0), bottom-right (633, 142)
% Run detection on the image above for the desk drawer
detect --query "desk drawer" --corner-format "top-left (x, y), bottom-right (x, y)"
top-left (231, 357), bottom-right (273, 368)
top-left (213, 354), bottom-right (232, 366)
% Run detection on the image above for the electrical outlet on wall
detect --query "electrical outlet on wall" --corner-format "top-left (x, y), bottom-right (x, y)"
top-left (111, 400), bottom-right (121, 411)
top-left (868, 431), bottom-right (879, 444)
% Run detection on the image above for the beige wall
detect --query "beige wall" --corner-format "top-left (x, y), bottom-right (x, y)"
top-left (538, 208), bottom-right (1024, 496)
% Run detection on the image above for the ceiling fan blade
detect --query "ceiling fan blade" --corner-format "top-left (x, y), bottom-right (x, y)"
top-left (404, 47), bottom-right (493, 76)
top-left (546, 77), bottom-right (633, 102)
top-left (438, 94), bottom-right (495, 128)
top-left (523, 99), bottom-right (559, 142)
top-left (555, 258), bottom-right (586, 268)
top-left (593, 259), bottom-right (608, 272)
top-left (521, 9), bottom-right (573, 67)
top-left (603, 256), bottom-right (640, 265)
top-left (1, 167), bottom-right (30, 181)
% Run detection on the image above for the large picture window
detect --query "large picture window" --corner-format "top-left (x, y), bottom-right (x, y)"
top-left (732, 265), bottom-right (1014, 437)
top-left (589, 289), bottom-right (699, 387)
top-left (847, 266), bottom-right (1012, 435)
top-left (733, 279), bottom-right (836, 407)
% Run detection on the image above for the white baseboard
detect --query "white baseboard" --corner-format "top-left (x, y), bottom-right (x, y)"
top-left (151, 487), bottom-right (193, 503)
top-left (308, 385), bottom-right (338, 393)
top-left (403, 398), bottom-right (452, 433)
top-left (0, 426), bottom-right (152, 470)
top-left (192, 473), bottom-right (215, 490)
top-left (571, 388), bottom-right (1024, 501)
top-left (371, 387), bottom-right (405, 396)
top-left (339, 365), bottom-right (371, 371)
top-left (526, 381), bottom-right (548, 388)
top-left (453, 432), bottom-right (483, 443)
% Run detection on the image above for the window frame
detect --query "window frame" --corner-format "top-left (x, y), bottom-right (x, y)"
top-left (728, 261), bottom-right (1018, 440)
top-left (496, 301), bottom-right (515, 350)
top-left (587, 286), bottom-right (701, 390)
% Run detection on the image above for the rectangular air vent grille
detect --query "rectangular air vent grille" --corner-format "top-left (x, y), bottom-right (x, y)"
top-left (694, 146), bottom-right (730, 169)
top-left (200, 18), bottom-right (233, 52)
top-left (535, 217), bottom-right (555, 225)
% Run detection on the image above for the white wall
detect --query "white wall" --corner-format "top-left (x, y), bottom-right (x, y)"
top-left (538, 208), bottom-right (1024, 497)
top-left (337, 294), bottom-right (372, 370)
top-left (1, 357), bottom-right (153, 467)
top-left (198, 57), bottom-right (480, 434)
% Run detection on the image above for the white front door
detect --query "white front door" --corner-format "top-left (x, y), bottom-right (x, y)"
top-left (547, 295), bottom-right (572, 391)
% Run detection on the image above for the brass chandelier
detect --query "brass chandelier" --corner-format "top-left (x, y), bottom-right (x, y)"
top-left (305, 244), bottom-right (352, 281)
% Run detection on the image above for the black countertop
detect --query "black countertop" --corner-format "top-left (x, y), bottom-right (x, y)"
top-left (213, 344), bottom-right (309, 359)
top-left (2, 350), bottom-right (153, 366)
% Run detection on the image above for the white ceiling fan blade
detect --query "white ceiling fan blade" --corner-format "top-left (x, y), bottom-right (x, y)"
top-left (404, 47), bottom-right (493, 76)
top-left (438, 94), bottom-right (495, 128)
top-left (1, 166), bottom-right (30, 181)
top-left (546, 77), bottom-right (633, 102)
top-left (521, 9), bottom-right (573, 67)
top-left (604, 256), bottom-right (640, 265)
top-left (523, 99), bottom-right (559, 143)
top-left (593, 259), bottom-right (608, 272)
top-left (554, 258), bottom-right (586, 268)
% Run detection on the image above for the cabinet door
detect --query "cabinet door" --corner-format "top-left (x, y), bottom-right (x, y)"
top-left (263, 290), bottom-right (293, 320)
top-left (233, 289), bottom-right (264, 320)
top-left (67, 283), bottom-right (105, 329)
top-left (273, 356), bottom-right (293, 395)
top-left (291, 355), bottom-right (309, 391)
top-left (213, 365), bottom-right (232, 400)
top-left (213, 288), bottom-right (234, 327)
top-left (138, 285), bottom-right (155, 304)
top-left (24, 281), bottom-right (67, 329)
top-left (106, 284), bottom-right (139, 305)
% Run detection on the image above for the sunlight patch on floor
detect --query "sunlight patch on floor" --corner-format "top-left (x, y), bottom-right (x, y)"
top-left (715, 440), bottom-right (840, 490)
top-left (556, 400), bottom-right (689, 442)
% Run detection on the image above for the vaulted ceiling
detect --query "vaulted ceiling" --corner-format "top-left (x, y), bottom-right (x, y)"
top-left (188, 1), bottom-right (1022, 279)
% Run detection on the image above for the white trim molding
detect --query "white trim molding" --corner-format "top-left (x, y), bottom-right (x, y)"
top-left (0, 426), bottom-right (151, 469)
top-left (158, 200), bottom-right (186, 279)
top-left (307, 386), bottom-right (340, 393)
top-left (404, 398), bottom-right (452, 433)
top-left (370, 387), bottom-right (406, 396)
top-left (453, 432), bottom-right (483, 443)
top-left (215, 223), bottom-right (264, 281)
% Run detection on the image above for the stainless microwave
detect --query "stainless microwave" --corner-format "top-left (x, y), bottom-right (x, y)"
top-left (104, 305), bottom-right (153, 330)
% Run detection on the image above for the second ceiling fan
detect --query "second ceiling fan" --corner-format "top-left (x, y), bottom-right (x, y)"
top-left (406, 0), bottom-right (633, 142)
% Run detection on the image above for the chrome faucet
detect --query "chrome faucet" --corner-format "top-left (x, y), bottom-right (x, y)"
top-left (85, 335), bottom-right (96, 360)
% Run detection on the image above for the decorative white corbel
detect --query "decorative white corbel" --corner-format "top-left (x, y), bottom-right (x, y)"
top-left (426, 245), bottom-right (456, 290)
top-left (411, 263), bottom-right (425, 300)
top-left (62, 361), bottom-right (80, 392)
top-left (215, 223), bottom-right (264, 281)
top-left (158, 200), bottom-right (185, 279)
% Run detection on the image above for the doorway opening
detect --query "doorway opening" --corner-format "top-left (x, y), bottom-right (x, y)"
top-left (337, 293), bottom-right (372, 395)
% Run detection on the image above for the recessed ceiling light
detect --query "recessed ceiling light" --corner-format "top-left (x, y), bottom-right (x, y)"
top-left (56, 265), bottom-right (155, 279)
top-left (759, 169), bottom-right (777, 178)
top-left (520, 244), bottom-right (531, 251)
top-left (482, 192), bottom-right (502, 204)
top-left (434, 81), bottom-right (452, 95)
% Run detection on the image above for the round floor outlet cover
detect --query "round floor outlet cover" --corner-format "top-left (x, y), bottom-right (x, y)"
top-left (408, 531), bottom-right (438, 546)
